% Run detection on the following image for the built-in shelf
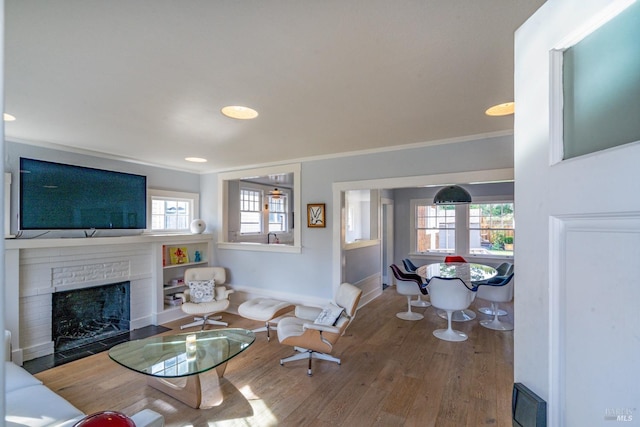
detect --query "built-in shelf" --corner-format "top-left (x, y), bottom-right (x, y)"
top-left (157, 239), bottom-right (212, 324)
top-left (163, 260), bottom-right (208, 270)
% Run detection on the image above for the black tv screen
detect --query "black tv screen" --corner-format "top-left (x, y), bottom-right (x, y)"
top-left (20, 158), bottom-right (147, 230)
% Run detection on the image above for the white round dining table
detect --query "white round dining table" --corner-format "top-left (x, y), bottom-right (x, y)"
top-left (415, 262), bottom-right (498, 322)
top-left (415, 262), bottom-right (497, 285)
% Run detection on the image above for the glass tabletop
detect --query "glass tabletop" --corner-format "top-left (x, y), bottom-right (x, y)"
top-left (417, 262), bottom-right (497, 283)
top-left (109, 328), bottom-right (255, 378)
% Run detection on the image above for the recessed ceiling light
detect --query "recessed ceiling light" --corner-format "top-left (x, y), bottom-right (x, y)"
top-left (485, 102), bottom-right (515, 116)
top-left (185, 157), bottom-right (207, 163)
top-left (4, 113), bottom-right (16, 121)
top-left (221, 105), bottom-right (259, 120)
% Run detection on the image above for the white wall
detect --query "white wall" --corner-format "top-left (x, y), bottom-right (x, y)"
top-left (515, 1), bottom-right (640, 424)
top-left (5, 134), bottom-right (514, 306)
top-left (201, 133), bottom-right (514, 302)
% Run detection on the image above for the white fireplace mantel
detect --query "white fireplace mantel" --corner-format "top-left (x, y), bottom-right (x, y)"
top-left (5, 233), bottom-right (213, 364)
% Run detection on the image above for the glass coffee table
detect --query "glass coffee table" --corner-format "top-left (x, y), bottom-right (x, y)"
top-left (109, 328), bottom-right (255, 409)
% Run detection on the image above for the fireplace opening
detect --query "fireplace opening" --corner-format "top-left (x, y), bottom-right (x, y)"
top-left (52, 281), bottom-right (131, 352)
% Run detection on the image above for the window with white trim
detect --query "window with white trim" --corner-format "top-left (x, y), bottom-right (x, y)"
top-left (218, 163), bottom-right (301, 251)
top-left (268, 195), bottom-right (288, 232)
top-left (469, 202), bottom-right (514, 256)
top-left (240, 188), bottom-right (262, 234)
top-left (411, 198), bottom-right (514, 258)
top-left (148, 189), bottom-right (199, 233)
top-left (415, 203), bottom-right (456, 253)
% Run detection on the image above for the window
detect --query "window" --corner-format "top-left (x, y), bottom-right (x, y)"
top-left (560, 1), bottom-right (640, 160)
top-left (411, 198), bottom-right (514, 258)
top-left (469, 202), bottom-right (514, 256)
top-left (240, 188), bottom-right (262, 234)
top-left (268, 195), bottom-right (288, 232)
top-left (218, 163), bottom-right (301, 253)
top-left (148, 189), bottom-right (199, 233)
top-left (415, 203), bottom-right (456, 253)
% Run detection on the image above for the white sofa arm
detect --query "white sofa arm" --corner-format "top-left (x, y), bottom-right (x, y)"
top-left (130, 409), bottom-right (165, 427)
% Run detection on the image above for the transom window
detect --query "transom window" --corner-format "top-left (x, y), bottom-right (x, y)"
top-left (148, 189), bottom-right (198, 233)
top-left (240, 188), bottom-right (262, 234)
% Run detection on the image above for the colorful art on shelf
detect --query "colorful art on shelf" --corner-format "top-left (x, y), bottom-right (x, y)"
top-left (169, 247), bottom-right (189, 265)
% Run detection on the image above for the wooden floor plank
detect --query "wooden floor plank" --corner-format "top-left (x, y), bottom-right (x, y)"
top-left (34, 286), bottom-right (514, 426)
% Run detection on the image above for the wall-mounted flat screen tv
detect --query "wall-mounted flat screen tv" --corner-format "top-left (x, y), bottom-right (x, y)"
top-left (20, 158), bottom-right (147, 230)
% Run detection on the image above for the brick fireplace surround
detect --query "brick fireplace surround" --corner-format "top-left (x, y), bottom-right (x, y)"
top-left (5, 234), bottom-right (206, 365)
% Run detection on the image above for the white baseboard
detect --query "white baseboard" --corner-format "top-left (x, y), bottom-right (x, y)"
top-left (355, 273), bottom-right (382, 307)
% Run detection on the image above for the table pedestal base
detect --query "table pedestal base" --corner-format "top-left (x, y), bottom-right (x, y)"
top-left (146, 363), bottom-right (227, 409)
top-left (437, 308), bottom-right (476, 322)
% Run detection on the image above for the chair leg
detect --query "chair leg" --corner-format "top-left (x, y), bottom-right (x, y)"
top-left (480, 302), bottom-right (513, 331)
top-left (203, 315), bottom-right (228, 328)
top-left (437, 309), bottom-right (476, 322)
top-left (478, 305), bottom-right (507, 316)
top-left (396, 296), bottom-right (424, 321)
top-left (180, 315), bottom-right (227, 331)
top-left (280, 348), bottom-right (311, 364)
top-left (250, 322), bottom-right (273, 341)
top-left (411, 294), bottom-right (431, 308)
top-left (280, 347), bottom-right (341, 376)
top-left (280, 348), bottom-right (315, 376)
top-left (433, 310), bottom-right (468, 342)
top-left (180, 317), bottom-right (205, 330)
top-left (312, 352), bottom-right (341, 365)
top-left (202, 317), bottom-right (229, 329)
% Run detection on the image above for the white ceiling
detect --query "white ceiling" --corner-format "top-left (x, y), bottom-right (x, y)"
top-left (4, 0), bottom-right (545, 174)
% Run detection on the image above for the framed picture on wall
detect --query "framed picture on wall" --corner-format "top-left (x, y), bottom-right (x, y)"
top-left (307, 203), bottom-right (325, 228)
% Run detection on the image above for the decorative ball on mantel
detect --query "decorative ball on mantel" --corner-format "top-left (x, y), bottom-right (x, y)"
top-left (74, 411), bottom-right (135, 427)
top-left (190, 219), bottom-right (206, 234)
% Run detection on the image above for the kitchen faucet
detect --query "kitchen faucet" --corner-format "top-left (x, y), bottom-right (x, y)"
top-left (267, 232), bottom-right (278, 244)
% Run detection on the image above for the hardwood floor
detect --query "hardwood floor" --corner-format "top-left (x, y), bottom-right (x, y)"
top-left (34, 287), bottom-right (514, 426)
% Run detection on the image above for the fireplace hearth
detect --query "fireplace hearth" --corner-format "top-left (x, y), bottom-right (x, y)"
top-left (52, 282), bottom-right (131, 352)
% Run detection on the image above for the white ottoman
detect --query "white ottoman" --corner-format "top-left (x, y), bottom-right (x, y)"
top-left (238, 298), bottom-right (294, 341)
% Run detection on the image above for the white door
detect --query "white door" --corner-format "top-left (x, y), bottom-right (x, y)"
top-left (515, 1), bottom-right (640, 426)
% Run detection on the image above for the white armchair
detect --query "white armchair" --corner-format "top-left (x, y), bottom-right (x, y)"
top-left (476, 273), bottom-right (514, 331)
top-left (428, 277), bottom-right (476, 342)
top-left (177, 267), bottom-right (234, 330)
top-left (277, 283), bottom-right (362, 376)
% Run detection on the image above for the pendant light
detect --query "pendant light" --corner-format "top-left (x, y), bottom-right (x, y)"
top-left (433, 185), bottom-right (472, 204)
top-left (269, 188), bottom-right (283, 199)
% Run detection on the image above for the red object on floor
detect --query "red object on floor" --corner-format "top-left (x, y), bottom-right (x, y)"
top-left (74, 411), bottom-right (136, 427)
top-left (444, 255), bottom-right (467, 263)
